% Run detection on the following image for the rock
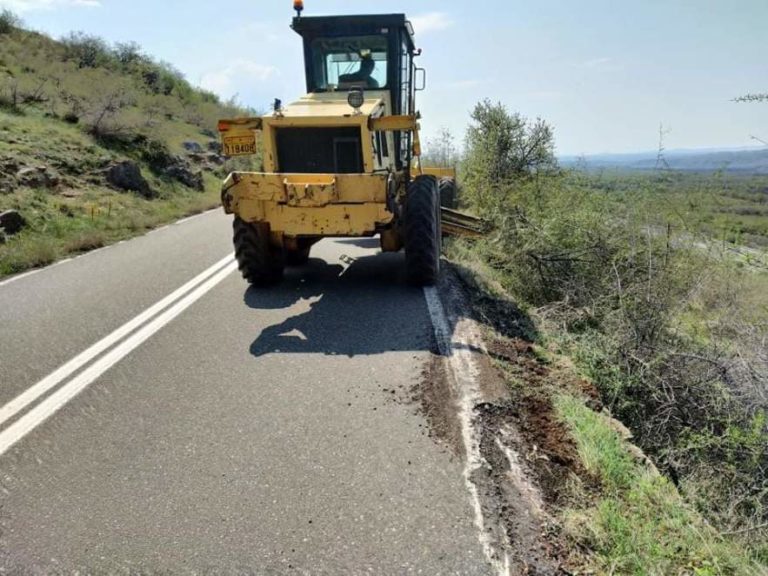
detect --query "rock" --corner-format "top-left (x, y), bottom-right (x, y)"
top-left (182, 141), bottom-right (204, 153)
top-left (106, 161), bottom-right (153, 198)
top-left (187, 151), bottom-right (225, 176)
top-left (188, 152), bottom-right (224, 167)
top-left (207, 140), bottom-right (222, 153)
top-left (164, 164), bottom-right (204, 191)
top-left (1, 157), bottom-right (20, 174)
top-left (205, 152), bottom-right (225, 166)
top-left (0, 210), bottom-right (26, 235)
top-left (16, 166), bottom-right (60, 189)
top-left (0, 174), bottom-right (16, 195)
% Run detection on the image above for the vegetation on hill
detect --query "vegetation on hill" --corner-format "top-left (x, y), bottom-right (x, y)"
top-left (0, 10), bottom-right (257, 276)
top-left (440, 99), bottom-right (768, 572)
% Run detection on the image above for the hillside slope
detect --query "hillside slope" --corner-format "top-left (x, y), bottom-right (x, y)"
top-left (0, 13), bottom-right (255, 276)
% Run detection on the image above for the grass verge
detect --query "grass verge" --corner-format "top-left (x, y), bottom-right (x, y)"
top-left (557, 394), bottom-right (760, 575)
top-left (0, 173), bottom-right (221, 278)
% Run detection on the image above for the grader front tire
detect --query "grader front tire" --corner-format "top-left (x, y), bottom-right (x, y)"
top-left (233, 217), bottom-right (284, 286)
top-left (404, 175), bottom-right (441, 286)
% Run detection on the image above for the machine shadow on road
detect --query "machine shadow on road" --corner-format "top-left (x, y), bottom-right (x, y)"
top-left (333, 238), bottom-right (382, 249)
top-left (246, 252), bottom-right (434, 357)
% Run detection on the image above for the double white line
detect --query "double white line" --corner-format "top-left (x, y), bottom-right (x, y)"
top-left (0, 254), bottom-right (238, 456)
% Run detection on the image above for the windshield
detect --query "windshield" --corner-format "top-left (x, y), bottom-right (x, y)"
top-left (310, 35), bottom-right (388, 91)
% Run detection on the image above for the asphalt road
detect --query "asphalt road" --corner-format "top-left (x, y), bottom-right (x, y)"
top-left (0, 210), bottom-right (491, 574)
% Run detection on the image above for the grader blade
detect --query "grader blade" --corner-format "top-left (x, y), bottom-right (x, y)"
top-left (440, 207), bottom-right (488, 238)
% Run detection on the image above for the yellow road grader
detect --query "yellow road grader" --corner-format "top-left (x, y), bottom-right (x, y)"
top-left (218, 2), bottom-right (482, 286)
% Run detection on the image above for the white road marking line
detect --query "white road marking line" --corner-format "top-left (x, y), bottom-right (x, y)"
top-left (0, 268), bottom-right (42, 288)
top-left (0, 254), bottom-right (235, 430)
top-left (0, 260), bottom-right (238, 456)
top-left (175, 208), bottom-right (218, 226)
top-left (423, 286), bottom-right (511, 576)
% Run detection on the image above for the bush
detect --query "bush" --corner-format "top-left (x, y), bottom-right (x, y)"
top-left (139, 139), bottom-right (175, 172)
top-left (504, 180), bottom-right (766, 540)
top-left (140, 60), bottom-right (189, 97)
top-left (0, 9), bottom-right (20, 34)
top-left (462, 99), bottom-right (558, 214)
top-left (114, 41), bottom-right (144, 66)
top-left (61, 32), bottom-right (113, 69)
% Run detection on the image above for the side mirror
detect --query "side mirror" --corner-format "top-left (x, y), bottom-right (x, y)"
top-left (415, 67), bottom-right (426, 91)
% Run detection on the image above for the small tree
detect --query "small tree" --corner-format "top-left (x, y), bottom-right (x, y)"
top-left (114, 41), bottom-right (144, 66)
top-left (462, 99), bottom-right (557, 212)
top-left (735, 93), bottom-right (768, 103)
top-left (0, 9), bottom-right (20, 35)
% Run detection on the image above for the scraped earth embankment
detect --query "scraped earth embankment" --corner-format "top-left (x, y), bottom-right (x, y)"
top-left (412, 267), bottom-right (595, 575)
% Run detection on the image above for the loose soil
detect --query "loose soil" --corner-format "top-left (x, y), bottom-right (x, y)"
top-left (411, 263), bottom-right (600, 574)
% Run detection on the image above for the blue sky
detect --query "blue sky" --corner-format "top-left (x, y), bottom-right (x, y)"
top-left (2, 0), bottom-right (767, 155)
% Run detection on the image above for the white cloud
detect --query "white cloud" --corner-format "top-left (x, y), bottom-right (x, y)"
top-left (200, 59), bottom-right (279, 100)
top-left (0, 0), bottom-right (100, 12)
top-left (409, 12), bottom-right (453, 35)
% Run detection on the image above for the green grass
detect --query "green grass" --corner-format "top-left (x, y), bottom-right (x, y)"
top-left (0, 107), bottom-right (224, 277)
top-left (0, 21), bottom-right (252, 278)
top-left (0, 179), bottom-right (220, 277)
top-left (556, 395), bottom-right (764, 575)
top-left (0, 21), bottom-right (252, 277)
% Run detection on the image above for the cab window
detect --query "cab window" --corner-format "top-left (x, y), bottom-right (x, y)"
top-left (310, 36), bottom-right (388, 91)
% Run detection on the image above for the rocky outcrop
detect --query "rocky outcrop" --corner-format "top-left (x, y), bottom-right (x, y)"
top-left (0, 209), bottom-right (26, 235)
top-left (105, 161), bottom-right (154, 198)
top-left (182, 141), bottom-right (204, 153)
top-left (0, 175), bottom-right (15, 195)
top-left (188, 151), bottom-right (225, 173)
top-left (16, 166), bottom-right (60, 189)
top-left (164, 164), bottom-right (204, 191)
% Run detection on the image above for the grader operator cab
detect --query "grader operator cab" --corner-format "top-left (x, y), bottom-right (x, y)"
top-left (217, 4), bottom-right (482, 287)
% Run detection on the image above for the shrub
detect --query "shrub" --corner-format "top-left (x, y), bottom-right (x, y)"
top-left (139, 139), bottom-right (175, 172)
top-left (462, 99), bottom-right (558, 214)
top-left (113, 41), bottom-right (144, 66)
top-left (61, 32), bottom-right (112, 69)
top-left (0, 9), bottom-right (20, 34)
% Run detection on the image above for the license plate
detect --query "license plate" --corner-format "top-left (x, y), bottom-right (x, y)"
top-left (222, 135), bottom-right (257, 156)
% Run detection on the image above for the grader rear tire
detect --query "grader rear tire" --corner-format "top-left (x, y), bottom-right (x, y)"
top-left (233, 217), bottom-right (284, 286)
top-left (438, 177), bottom-right (458, 209)
top-left (404, 175), bottom-right (441, 286)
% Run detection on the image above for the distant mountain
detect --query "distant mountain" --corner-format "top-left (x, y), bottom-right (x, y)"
top-left (560, 147), bottom-right (768, 174)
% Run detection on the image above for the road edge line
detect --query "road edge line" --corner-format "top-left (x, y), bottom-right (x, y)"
top-left (0, 208), bottom-right (222, 289)
top-left (422, 285), bottom-right (511, 576)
